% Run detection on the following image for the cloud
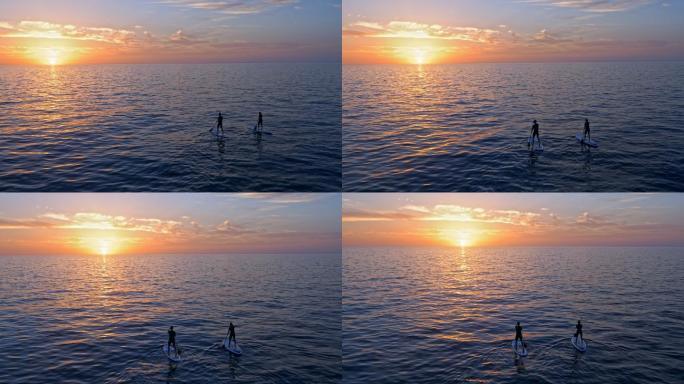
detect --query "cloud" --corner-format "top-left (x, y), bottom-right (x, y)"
top-left (344, 20), bottom-right (501, 44)
top-left (519, 0), bottom-right (655, 13)
top-left (531, 29), bottom-right (574, 44)
top-left (424, 205), bottom-right (543, 226)
top-left (343, 208), bottom-right (419, 222)
top-left (0, 212), bottom-right (185, 234)
top-left (214, 220), bottom-right (253, 235)
top-left (54, 212), bottom-right (184, 234)
top-left (236, 193), bottom-right (321, 204)
top-left (343, 204), bottom-right (543, 227)
top-left (572, 211), bottom-right (617, 228)
top-left (0, 218), bottom-right (57, 229)
top-left (157, 0), bottom-right (299, 15)
top-left (0, 20), bottom-right (137, 44)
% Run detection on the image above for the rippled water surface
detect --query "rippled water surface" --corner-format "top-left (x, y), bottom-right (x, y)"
top-left (343, 247), bottom-right (684, 383)
top-left (0, 253), bottom-right (341, 383)
top-left (343, 62), bottom-right (684, 191)
top-left (0, 63), bottom-right (341, 191)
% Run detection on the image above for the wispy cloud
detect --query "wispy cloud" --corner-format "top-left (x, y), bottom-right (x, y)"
top-left (237, 193), bottom-right (321, 204)
top-left (519, 0), bottom-right (656, 13)
top-left (344, 20), bottom-right (502, 44)
top-left (0, 20), bottom-right (136, 44)
top-left (344, 205), bottom-right (543, 227)
top-left (0, 20), bottom-right (208, 48)
top-left (156, 0), bottom-right (299, 15)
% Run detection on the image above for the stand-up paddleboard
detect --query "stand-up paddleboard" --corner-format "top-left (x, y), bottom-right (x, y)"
top-left (252, 126), bottom-right (273, 136)
top-left (528, 137), bottom-right (544, 152)
top-left (571, 335), bottom-right (587, 352)
top-left (512, 339), bottom-right (528, 357)
top-left (211, 129), bottom-right (227, 139)
top-left (223, 337), bottom-right (243, 356)
top-left (576, 133), bottom-right (598, 148)
top-left (163, 345), bottom-right (182, 362)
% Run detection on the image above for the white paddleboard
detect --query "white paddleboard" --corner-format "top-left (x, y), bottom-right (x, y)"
top-left (571, 336), bottom-right (587, 352)
top-left (576, 133), bottom-right (598, 148)
top-left (163, 344), bottom-right (182, 362)
top-left (223, 337), bottom-right (242, 356)
top-left (528, 137), bottom-right (544, 152)
top-left (211, 129), bottom-right (226, 139)
top-left (512, 339), bottom-right (528, 357)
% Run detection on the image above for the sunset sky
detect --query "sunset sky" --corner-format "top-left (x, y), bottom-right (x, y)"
top-left (343, 0), bottom-right (684, 64)
top-left (0, 193), bottom-right (340, 256)
top-left (0, 0), bottom-right (341, 65)
top-left (343, 194), bottom-right (684, 247)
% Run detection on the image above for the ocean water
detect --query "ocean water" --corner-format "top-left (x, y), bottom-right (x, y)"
top-left (0, 253), bottom-right (341, 383)
top-left (0, 63), bottom-right (341, 192)
top-left (343, 62), bottom-right (684, 191)
top-left (343, 247), bottom-right (684, 383)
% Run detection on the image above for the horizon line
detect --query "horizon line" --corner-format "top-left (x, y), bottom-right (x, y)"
top-left (0, 250), bottom-right (342, 257)
top-left (0, 60), bottom-right (343, 67)
top-left (342, 244), bottom-right (684, 249)
top-left (342, 58), bottom-right (684, 65)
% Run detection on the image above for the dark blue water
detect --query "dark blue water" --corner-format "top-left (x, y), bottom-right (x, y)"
top-left (0, 253), bottom-right (341, 383)
top-left (0, 63), bottom-right (341, 192)
top-left (343, 247), bottom-right (684, 383)
top-left (343, 62), bottom-right (684, 191)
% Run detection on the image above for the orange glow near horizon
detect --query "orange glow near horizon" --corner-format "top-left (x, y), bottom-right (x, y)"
top-left (0, 194), bottom-right (341, 256)
top-left (342, 1), bottom-right (684, 65)
top-left (343, 194), bottom-right (684, 248)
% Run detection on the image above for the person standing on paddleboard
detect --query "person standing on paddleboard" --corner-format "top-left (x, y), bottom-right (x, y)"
top-left (216, 112), bottom-right (224, 135)
top-left (575, 320), bottom-right (583, 340)
top-left (168, 326), bottom-right (177, 353)
top-left (530, 120), bottom-right (541, 148)
top-left (227, 322), bottom-right (237, 347)
top-left (515, 322), bottom-right (524, 348)
top-left (256, 112), bottom-right (264, 133)
top-left (583, 119), bottom-right (590, 143)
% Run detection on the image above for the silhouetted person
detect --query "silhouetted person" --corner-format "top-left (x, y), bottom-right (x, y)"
top-left (530, 120), bottom-right (541, 148)
top-left (168, 326), bottom-right (177, 354)
top-left (227, 322), bottom-right (237, 347)
top-left (515, 322), bottom-right (524, 348)
top-left (256, 112), bottom-right (264, 133)
top-left (216, 112), bottom-right (224, 135)
top-left (575, 320), bottom-right (583, 340)
top-left (582, 119), bottom-right (590, 143)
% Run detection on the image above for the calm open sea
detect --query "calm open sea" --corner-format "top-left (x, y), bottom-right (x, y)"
top-left (0, 63), bottom-right (341, 192)
top-left (0, 253), bottom-right (341, 383)
top-left (343, 247), bottom-right (684, 383)
top-left (343, 62), bottom-right (684, 191)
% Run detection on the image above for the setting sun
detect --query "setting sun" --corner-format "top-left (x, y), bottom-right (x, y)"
top-left (98, 240), bottom-right (111, 256)
top-left (47, 51), bottom-right (58, 66)
top-left (83, 236), bottom-right (120, 257)
top-left (27, 47), bottom-right (68, 66)
top-left (413, 49), bottom-right (426, 65)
